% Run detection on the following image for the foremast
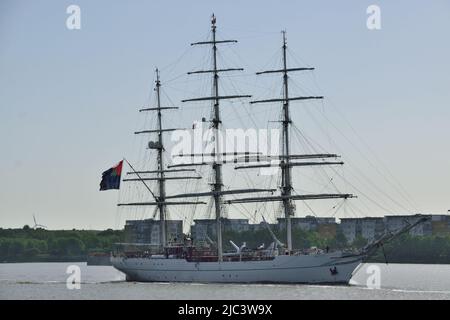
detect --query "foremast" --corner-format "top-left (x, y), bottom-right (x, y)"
top-left (119, 69), bottom-right (205, 249)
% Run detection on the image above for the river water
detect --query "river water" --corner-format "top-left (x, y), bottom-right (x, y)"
top-left (1, 262), bottom-right (449, 299)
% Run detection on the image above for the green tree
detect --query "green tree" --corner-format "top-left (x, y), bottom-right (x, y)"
top-left (0, 238), bottom-right (11, 257)
top-left (334, 230), bottom-right (348, 249)
top-left (57, 237), bottom-right (85, 255)
top-left (352, 235), bottom-right (368, 249)
top-left (24, 247), bottom-right (40, 257)
top-left (8, 239), bottom-right (25, 256)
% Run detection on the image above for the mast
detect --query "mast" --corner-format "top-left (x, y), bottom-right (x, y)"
top-left (155, 69), bottom-right (167, 247)
top-left (183, 14), bottom-right (252, 262)
top-left (211, 16), bottom-right (224, 262)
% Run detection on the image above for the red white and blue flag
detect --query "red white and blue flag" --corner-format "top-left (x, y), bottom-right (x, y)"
top-left (99, 160), bottom-right (123, 191)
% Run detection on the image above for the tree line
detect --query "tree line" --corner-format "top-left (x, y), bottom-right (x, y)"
top-left (0, 226), bottom-right (123, 262)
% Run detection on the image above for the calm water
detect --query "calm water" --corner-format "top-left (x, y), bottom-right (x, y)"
top-left (1, 262), bottom-right (450, 299)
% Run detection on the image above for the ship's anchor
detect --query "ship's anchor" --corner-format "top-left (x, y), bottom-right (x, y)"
top-left (330, 266), bottom-right (338, 275)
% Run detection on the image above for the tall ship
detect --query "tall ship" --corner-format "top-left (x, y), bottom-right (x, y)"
top-left (110, 15), bottom-right (428, 284)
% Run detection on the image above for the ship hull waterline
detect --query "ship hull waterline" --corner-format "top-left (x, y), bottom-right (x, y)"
top-left (111, 252), bottom-right (364, 284)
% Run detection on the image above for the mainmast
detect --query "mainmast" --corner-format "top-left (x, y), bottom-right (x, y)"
top-left (229, 31), bottom-right (355, 253)
top-left (171, 16), bottom-right (298, 259)
top-left (211, 17), bottom-right (224, 262)
top-left (182, 15), bottom-right (252, 262)
top-left (155, 69), bottom-right (167, 247)
top-left (281, 31), bottom-right (294, 251)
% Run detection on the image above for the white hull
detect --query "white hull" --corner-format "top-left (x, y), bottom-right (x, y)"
top-left (111, 252), bottom-right (363, 284)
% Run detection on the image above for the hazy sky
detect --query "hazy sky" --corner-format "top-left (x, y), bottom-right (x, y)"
top-left (1, 0), bottom-right (449, 230)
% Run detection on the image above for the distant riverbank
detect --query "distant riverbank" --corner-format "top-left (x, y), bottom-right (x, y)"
top-left (1, 255), bottom-right (87, 263)
top-left (2, 226), bottom-right (450, 264)
top-left (0, 227), bottom-right (122, 264)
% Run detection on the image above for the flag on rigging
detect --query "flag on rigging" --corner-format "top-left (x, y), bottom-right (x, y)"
top-left (99, 160), bottom-right (123, 191)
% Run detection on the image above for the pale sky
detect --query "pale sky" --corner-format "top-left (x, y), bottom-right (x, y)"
top-left (1, 0), bottom-right (449, 230)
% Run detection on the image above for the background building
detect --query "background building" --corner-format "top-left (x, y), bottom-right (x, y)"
top-left (338, 218), bottom-right (360, 244)
top-left (430, 215), bottom-right (450, 235)
top-left (360, 217), bottom-right (385, 242)
top-left (124, 219), bottom-right (183, 245)
top-left (384, 215), bottom-right (432, 237)
top-left (191, 218), bottom-right (250, 244)
top-left (277, 216), bottom-right (336, 233)
top-left (124, 214), bottom-right (450, 247)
